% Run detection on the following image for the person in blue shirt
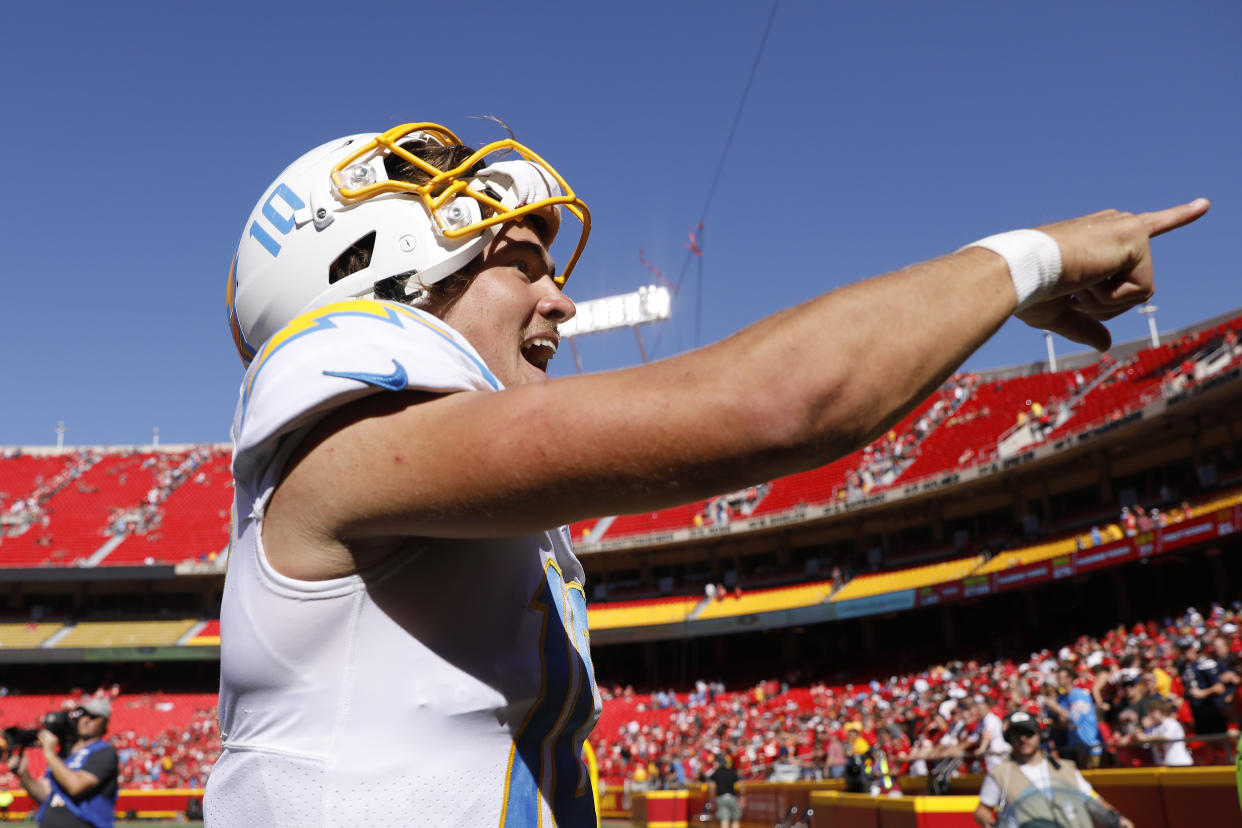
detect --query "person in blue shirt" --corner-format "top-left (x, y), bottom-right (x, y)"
top-left (6, 697), bottom-right (118, 828)
top-left (1043, 665), bottom-right (1104, 769)
top-left (1176, 637), bottom-right (1228, 736)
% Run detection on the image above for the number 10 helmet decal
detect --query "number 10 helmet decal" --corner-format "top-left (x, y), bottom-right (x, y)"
top-left (228, 123), bottom-right (590, 366)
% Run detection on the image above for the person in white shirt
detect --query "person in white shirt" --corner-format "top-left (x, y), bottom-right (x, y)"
top-left (972, 698), bottom-right (1011, 773)
top-left (1142, 698), bottom-right (1194, 766)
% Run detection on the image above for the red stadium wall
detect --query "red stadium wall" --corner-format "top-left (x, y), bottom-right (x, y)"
top-left (0, 789), bottom-right (203, 820)
top-left (626, 768), bottom-right (1239, 828)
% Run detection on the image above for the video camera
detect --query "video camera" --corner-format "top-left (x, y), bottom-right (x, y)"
top-left (1, 708), bottom-right (82, 758)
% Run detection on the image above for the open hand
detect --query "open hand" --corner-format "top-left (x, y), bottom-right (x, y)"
top-left (1016, 199), bottom-right (1209, 350)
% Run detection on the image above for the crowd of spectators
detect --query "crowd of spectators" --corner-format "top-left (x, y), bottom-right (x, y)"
top-left (0, 603), bottom-right (1235, 797)
top-left (698, 483), bottom-right (771, 527)
top-left (0, 689), bottom-right (221, 793)
top-left (594, 603), bottom-right (1242, 792)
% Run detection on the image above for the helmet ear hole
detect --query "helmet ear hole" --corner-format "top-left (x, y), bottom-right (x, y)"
top-left (329, 231), bottom-right (377, 284)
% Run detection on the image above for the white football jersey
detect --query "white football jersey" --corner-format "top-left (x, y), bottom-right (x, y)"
top-left (206, 300), bottom-right (601, 827)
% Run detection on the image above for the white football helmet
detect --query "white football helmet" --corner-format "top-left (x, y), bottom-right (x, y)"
top-left (227, 122), bottom-right (590, 365)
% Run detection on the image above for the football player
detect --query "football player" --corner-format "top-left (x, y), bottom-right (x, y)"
top-left (209, 121), bottom-right (1206, 826)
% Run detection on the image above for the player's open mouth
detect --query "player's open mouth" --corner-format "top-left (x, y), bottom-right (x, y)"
top-left (521, 335), bottom-right (558, 372)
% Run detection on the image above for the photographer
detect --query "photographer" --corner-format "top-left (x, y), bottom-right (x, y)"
top-left (974, 712), bottom-right (1131, 828)
top-left (6, 698), bottom-right (118, 828)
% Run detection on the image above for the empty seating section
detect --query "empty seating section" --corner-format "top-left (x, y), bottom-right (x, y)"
top-left (588, 596), bottom-right (699, 629)
top-left (1059, 333), bottom-right (1222, 433)
top-left (830, 555), bottom-right (984, 601)
top-left (749, 455), bottom-right (855, 516)
top-left (53, 618), bottom-right (198, 648)
top-left (0, 447), bottom-right (231, 568)
top-left (0, 454), bottom-right (73, 508)
top-left (105, 451), bottom-right (233, 566)
top-left (0, 453), bottom-right (161, 567)
top-left (898, 369), bottom-right (1077, 483)
top-left (0, 621), bottom-right (63, 648)
top-left (570, 518), bottom-right (603, 542)
top-left (603, 501), bottom-right (709, 539)
top-left (695, 580), bottom-right (834, 620)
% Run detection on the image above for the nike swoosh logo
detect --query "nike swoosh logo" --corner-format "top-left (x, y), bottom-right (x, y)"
top-left (323, 359), bottom-right (409, 392)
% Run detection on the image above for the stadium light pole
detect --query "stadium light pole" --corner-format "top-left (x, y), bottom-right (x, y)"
top-left (1044, 331), bottom-right (1057, 373)
top-left (55, 420), bottom-right (65, 452)
top-left (558, 285), bottom-right (672, 371)
top-left (1137, 304), bottom-right (1160, 348)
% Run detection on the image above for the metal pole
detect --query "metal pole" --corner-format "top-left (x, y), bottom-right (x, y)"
top-left (152, 427), bottom-right (160, 448)
top-left (55, 421), bottom-right (65, 452)
top-left (568, 338), bottom-right (584, 374)
top-left (1045, 332), bottom-right (1057, 373)
top-left (1138, 304), bottom-right (1160, 348)
top-left (633, 326), bottom-right (649, 363)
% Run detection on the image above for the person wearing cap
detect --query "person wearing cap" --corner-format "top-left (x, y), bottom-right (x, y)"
top-left (1176, 637), bottom-right (1229, 738)
top-left (974, 712), bottom-right (1132, 828)
top-left (5, 697), bottom-right (119, 828)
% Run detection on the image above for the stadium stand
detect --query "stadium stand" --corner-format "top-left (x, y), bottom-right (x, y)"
top-left (589, 596), bottom-right (701, 630)
top-left (51, 619), bottom-right (200, 649)
top-left (102, 448), bottom-right (232, 566)
top-left (695, 580), bottom-right (835, 620)
top-left (186, 618), bottom-right (220, 645)
top-left (0, 692), bottom-right (219, 789)
top-left (0, 310), bottom-right (1238, 818)
top-left (0, 313), bottom-right (1236, 571)
top-left (829, 555), bottom-right (983, 602)
top-left (0, 622), bottom-right (64, 649)
top-left (597, 501), bottom-right (712, 541)
top-left (0, 446), bottom-right (230, 569)
top-left (590, 603), bottom-right (1241, 788)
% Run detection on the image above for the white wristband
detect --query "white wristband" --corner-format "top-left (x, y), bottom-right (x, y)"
top-left (962, 229), bottom-right (1062, 312)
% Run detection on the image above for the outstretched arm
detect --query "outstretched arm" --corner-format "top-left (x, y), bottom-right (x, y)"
top-left (268, 200), bottom-right (1208, 570)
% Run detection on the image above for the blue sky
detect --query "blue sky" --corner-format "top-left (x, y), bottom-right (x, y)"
top-left (2, 0), bottom-right (1237, 448)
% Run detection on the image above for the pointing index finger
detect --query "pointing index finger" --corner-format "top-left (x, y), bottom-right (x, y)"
top-left (1141, 198), bottom-right (1210, 238)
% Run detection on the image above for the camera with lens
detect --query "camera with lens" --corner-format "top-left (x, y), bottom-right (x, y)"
top-left (1, 709), bottom-right (82, 758)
